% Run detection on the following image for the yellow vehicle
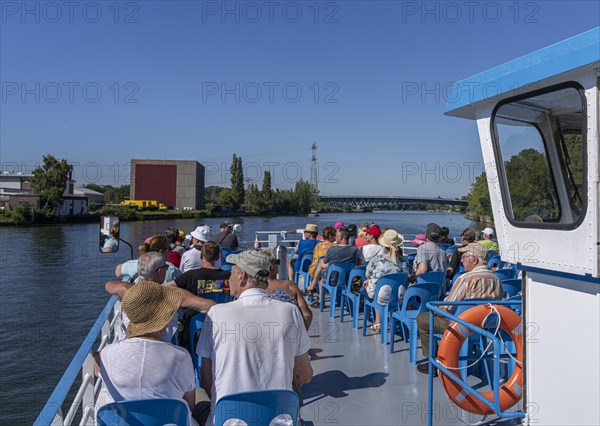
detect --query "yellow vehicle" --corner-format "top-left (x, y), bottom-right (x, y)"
top-left (120, 200), bottom-right (168, 210)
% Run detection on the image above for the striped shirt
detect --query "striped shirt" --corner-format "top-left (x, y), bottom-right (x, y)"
top-left (443, 265), bottom-right (502, 313)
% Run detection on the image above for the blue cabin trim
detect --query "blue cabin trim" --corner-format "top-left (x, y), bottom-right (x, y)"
top-left (520, 265), bottom-right (600, 285)
top-left (445, 27), bottom-right (600, 117)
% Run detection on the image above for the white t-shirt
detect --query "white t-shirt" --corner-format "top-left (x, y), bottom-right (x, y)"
top-left (99, 338), bottom-right (197, 425)
top-left (198, 288), bottom-right (311, 426)
top-left (118, 312), bottom-right (179, 344)
top-left (361, 244), bottom-right (386, 263)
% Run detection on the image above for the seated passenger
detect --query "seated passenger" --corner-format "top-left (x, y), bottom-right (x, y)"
top-left (166, 242), bottom-right (230, 296)
top-left (162, 228), bottom-right (182, 268)
top-left (288, 224), bottom-right (319, 279)
top-left (262, 250), bottom-right (313, 330)
top-left (415, 243), bottom-right (502, 374)
top-left (439, 226), bottom-right (454, 245)
top-left (106, 252), bottom-right (216, 342)
top-left (446, 228), bottom-right (476, 279)
top-left (360, 225), bottom-right (384, 263)
top-left (197, 250), bottom-right (312, 426)
top-left (347, 224), bottom-right (358, 246)
top-left (305, 227), bottom-right (359, 298)
top-left (115, 236), bottom-right (182, 284)
top-left (308, 226), bottom-right (336, 278)
top-left (479, 227), bottom-right (500, 252)
top-left (354, 225), bottom-right (369, 250)
top-left (409, 223), bottom-right (447, 282)
top-left (181, 225), bottom-right (212, 272)
top-left (94, 280), bottom-right (201, 426)
top-left (363, 230), bottom-right (408, 333)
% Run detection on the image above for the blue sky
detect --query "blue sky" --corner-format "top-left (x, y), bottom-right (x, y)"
top-left (1, 1), bottom-right (598, 197)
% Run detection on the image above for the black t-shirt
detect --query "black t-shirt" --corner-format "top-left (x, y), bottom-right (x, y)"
top-left (210, 231), bottom-right (239, 249)
top-left (174, 267), bottom-right (231, 295)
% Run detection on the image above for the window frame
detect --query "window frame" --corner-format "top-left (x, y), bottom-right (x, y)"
top-left (490, 82), bottom-right (588, 230)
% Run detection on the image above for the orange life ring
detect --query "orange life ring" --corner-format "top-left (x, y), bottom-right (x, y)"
top-left (437, 304), bottom-right (523, 415)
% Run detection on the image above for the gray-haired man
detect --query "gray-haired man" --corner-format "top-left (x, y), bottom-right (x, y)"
top-left (197, 250), bottom-right (313, 426)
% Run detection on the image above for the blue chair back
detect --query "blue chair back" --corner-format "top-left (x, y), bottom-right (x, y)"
top-left (501, 279), bottom-right (522, 299)
top-left (400, 283), bottom-right (437, 314)
top-left (221, 263), bottom-right (232, 272)
top-left (294, 251), bottom-right (314, 286)
top-left (324, 262), bottom-right (355, 287)
top-left (97, 398), bottom-right (189, 426)
top-left (345, 265), bottom-right (367, 291)
top-left (221, 247), bottom-right (233, 259)
top-left (372, 273), bottom-right (408, 311)
top-left (214, 390), bottom-right (299, 426)
top-left (494, 268), bottom-right (517, 281)
top-left (440, 244), bottom-right (454, 250)
top-left (407, 252), bottom-right (417, 274)
top-left (416, 271), bottom-right (445, 285)
top-left (487, 250), bottom-right (499, 259)
top-left (189, 313), bottom-right (206, 386)
top-left (488, 255), bottom-right (502, 269)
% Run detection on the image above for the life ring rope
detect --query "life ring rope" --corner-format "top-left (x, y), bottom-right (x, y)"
top-left (439, 304), bottom-right (522, 371)
top-left (437, 304), bottom-right (523, 416)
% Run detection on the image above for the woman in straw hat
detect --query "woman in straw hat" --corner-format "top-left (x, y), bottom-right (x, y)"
top-left (93, 281), bottom-right (200, 425)
top-left (362, 229), bottom-right (408, 333)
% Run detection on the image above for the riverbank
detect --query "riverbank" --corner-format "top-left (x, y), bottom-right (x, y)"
top-left (0, 205), bottom-right (347, 227)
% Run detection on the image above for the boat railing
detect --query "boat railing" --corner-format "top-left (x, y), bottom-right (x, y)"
top-left (34, 295), bottom-right (122, 426)
top-left (425, 300), bottom-right (525, 426)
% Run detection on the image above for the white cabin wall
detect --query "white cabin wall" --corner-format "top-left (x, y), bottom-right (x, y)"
top-left (525, 274), bottom-right (600, 425)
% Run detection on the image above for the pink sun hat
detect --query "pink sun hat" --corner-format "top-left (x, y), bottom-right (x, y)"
top-left (411, 233), bottom-right (427, 247)
top-left (334, 221), bottom-right (344, 230)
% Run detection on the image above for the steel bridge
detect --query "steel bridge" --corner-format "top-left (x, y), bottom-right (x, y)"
top-left (320, 195), bottom-right (467, 209)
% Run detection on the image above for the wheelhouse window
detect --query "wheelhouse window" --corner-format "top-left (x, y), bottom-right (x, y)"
top-left (492, 85), bottom-right (586, 227)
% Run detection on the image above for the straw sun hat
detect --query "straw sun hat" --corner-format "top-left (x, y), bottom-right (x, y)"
top-left (122, 281), bottom-right (183, 339)
top-left (378, 229), bottom-right (404, 248)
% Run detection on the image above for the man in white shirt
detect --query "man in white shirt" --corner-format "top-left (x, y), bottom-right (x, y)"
top-left (181, 225), bottom-right (211, 272)
top-left (197, 250), bottom-right (313, 426)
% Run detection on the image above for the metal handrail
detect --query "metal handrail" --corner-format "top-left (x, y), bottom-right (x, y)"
top-left (34, 295), bottom-right (119, 426)
top-left (425, 300), bottom-right (526, 426)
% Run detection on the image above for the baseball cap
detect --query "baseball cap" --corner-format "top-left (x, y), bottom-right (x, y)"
top-left (482, 227), bottom-right (494, 236)
top-left (458, 242), bottom-right (488, 260)
top-left (226, 250), bottom-right (271, 281)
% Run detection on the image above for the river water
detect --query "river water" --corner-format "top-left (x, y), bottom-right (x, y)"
top-left (0, 211), bottom-right (476, 424)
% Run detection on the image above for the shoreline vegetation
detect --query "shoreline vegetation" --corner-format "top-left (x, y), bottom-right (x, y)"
top-left (2, 153), bottom-right (485, 227)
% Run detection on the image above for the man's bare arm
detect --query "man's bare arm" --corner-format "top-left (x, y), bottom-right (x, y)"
top-left (180, 289), bottom-right (216, 313)
top-left (200, 358), bottom-right (213, 398)
top-left (293, 352), bottom-right (313, 388)
top-left (105, 281), bottom-right (132, 299)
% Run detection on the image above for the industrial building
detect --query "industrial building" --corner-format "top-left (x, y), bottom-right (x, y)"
top-left (129, 160), bottom-right (205, 210)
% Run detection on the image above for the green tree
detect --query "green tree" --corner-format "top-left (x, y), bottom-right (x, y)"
top-left (245, 183), bottom-right (261, 212)
top-left (217, 188), bottom-right (234, 206)
top-left (30, 155), bottom-right (73, 211)
top-left (467, 172), bottom-right (492, 221)
top-left (293, 179), bottom-right (319, 214)
top-left (259, 171), bottom-right (274, 213)
top-left (230, 154), bottom-right (245, 209)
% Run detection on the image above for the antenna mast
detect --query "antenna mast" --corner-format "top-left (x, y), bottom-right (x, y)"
top-left (310, 142), bottom-right (318, 189)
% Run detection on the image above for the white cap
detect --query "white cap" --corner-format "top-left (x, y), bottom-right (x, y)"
top-left (482, 227), bottom-right (494, 236)
top-left (190, 225), bottom-right (211, 242)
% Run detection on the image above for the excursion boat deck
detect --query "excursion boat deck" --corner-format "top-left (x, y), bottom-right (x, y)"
top-left (301, 304), bottom-right (521, 426)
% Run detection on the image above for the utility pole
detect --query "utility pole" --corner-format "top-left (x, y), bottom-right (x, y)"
top-left (310, 142), bottom-right (318, 189)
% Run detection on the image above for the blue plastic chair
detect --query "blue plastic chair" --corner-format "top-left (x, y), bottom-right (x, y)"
top-left (214, 390), bottom-right (299, 426)
top-left (189, 313), bottom-right (206, 387)
top-left (97, 398), bottom-right (189, 426)
top-left (390, 283), bottom-right (437, 363)
top-left (221, 263), bottom-right (232, 272)
top-left (293, 251), bottom-right (314, 288)
top-left (221, 247), bottom-right (233, 260)
top-left (494, 268), bottom-right (518, 281)
top-left (362, 273), bottom-right (408, 344)
top-left (320, 262), bottom-right (355, 317)
top-left (339, 265), bottom-right (367, 329)
top-left (501, 279), bottom-right (522, 299)
top-left (487, 249), bottom-right (499, 259)
top-left (416, 271), bottom-right (445, 297)
top-left (488, 255), bottom-right (502, 269)
top-left (407, 253), bottom-right (417, 275)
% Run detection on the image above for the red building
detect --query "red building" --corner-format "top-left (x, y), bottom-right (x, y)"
top-left (130, 160), bottom-right (204, 209)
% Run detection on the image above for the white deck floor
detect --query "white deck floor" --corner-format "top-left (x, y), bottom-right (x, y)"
top-left (300, 304), bottom-right (523, 426)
